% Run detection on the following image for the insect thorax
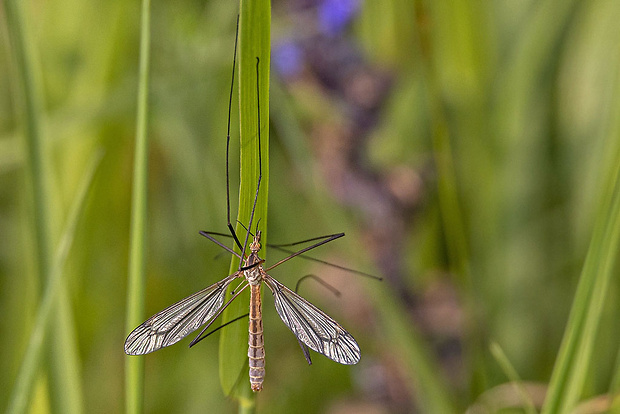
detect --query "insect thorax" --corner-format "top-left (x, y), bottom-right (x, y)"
top-left (244, 253), bottom-right (263, 285)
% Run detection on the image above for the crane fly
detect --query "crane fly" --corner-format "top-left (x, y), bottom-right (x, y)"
top-left (123, 228), bottom-right (361, 391)
top-left (124, 21), bottom-right (361, 392)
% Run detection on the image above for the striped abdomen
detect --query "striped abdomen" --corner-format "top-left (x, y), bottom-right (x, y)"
top-left (248, 283), bottom-right (265, 391)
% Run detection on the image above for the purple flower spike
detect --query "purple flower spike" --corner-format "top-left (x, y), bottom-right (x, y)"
top-left (273, 40), bottom-right (304, 79)
top-left (318, 0), bottom-right (361, 36)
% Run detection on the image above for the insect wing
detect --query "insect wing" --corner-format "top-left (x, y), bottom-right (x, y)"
top-left (124, 275), bottom-right (237, 355)
top-left (264, 275), bottom-right (360, 365)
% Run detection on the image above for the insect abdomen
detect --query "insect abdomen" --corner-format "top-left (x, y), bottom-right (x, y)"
top-left (248, 283), bottom-right (265, 392)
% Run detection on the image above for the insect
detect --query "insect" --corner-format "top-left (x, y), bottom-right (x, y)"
top-left (123, 228), bottom-right (360, 392)
top-left (124, 22), bottom-right (361, 392)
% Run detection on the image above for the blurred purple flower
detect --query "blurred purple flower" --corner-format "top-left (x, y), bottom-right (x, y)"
top-left (273, 40), bottom-right (304, 78)
top-left (318, 0), bottom-right (361, 36)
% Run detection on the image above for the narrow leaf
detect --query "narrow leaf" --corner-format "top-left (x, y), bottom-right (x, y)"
top-left (219, 0), bottom-right (270, 400)
top-left (124, 0), bottom-right (151, 412)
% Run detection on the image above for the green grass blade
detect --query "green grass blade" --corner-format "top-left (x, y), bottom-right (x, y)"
top-left (218, 0), bottom-right (270, 402)
top-left (6, 153), bottom-right (102, 414)
top-left (124, 0), bottom-right (151, 412)
top-left (542, 132), bottom-right (620, 412)
top-left (4, 0), bottom-right (50, 277)
top-left (489, 342), bottom-right (537, 414)
top-left (5, 0), bottom-right (83, 412)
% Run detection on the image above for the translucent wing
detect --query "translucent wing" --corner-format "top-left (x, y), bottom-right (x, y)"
top-left (124, 275), bottom-right (237, 355)
top-left (264, 275), bottom-right (360, 365)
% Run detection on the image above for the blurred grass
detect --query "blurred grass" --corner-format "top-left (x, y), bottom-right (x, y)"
top-left (542, 21), bottom-right (620, 411)
top-left (489, 342), bottom-right (537, 414)
top-left (4, 0), bottom-right (83, 412)
top-left (7, 153), bottom-right (101, 414)
top-left (124, 0), bottom-right (150, 412)
top-left (543, 132), bottom-right (620, 412)
top-left (2, 0), bottom-right (620, 413)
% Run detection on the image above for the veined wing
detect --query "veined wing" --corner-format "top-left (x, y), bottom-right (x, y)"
top-left (264, 275), bottom-right (360, 365)
top-left (124, 275), bottom-right (237, 355)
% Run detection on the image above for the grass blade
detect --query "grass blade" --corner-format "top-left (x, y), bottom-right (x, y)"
top-left (218, 0), bottom-right (270, 404)
top-left (489, 342), bottom-right (537, 414)
top-left (124, 0), bottom-right (151, 412)
top-left (4, 0), bottom-right (83, 412)
top-left (6, 154), bottom-right (102, 414)
top-left (4, 0), bottom-right (50, 274)
top-left (542, 126), bottom-right (620, 412)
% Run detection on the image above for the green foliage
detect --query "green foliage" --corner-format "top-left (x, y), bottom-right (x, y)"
top-left (6, 154), bottom-right (101, 414)
top-left (218, 0), bottom-right (270, 404)
top-left (124, 0), bottom-right (151, 412)
top-left (3, 0), bottom-right (620, 413)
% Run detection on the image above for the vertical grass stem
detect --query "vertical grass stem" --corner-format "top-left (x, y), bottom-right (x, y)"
top-left (124, 0), bottom-right (151, 412)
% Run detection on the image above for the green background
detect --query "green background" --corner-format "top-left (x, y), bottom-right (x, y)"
top-left (3, 0), bottom-right (620, 412)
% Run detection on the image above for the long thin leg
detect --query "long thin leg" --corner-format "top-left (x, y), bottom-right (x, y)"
top-left (295, 274), bottom-right (342, 298)
top-left (226, 16), bottom-right (243, 252)
top-left (201, 230), bottom-right (382, 280)
top-left (199, 231), bottom-right (242, 259)
top-left (199, 228), bottom-right (266, 269)
top-left (189, 281), bottom-right (250, 347)
top-left (293, 279), bottom-right (313, 365)
top-left (238, 57), bottom-right (263, 269)
top-left (270, 245), bottom-right (382, 280)
top-left (204, 228), bottom-right (332, 248)
top-left (292, 274), bottom-right (343, 365)
top-left (265, 233), bottom-right (344, 271)
top-left (270, 233), bottom-right (382, 280)
top-left (268, 234), bottom-right (346, 248)
top-left (189, 313), bottom-right (250, 347)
